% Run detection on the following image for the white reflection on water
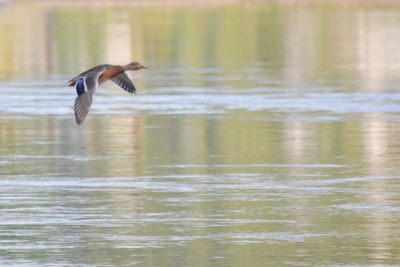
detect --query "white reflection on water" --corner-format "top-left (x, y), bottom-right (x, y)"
top-left (2, 80), bottom-right (400, 117)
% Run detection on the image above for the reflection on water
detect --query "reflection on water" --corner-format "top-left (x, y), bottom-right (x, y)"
top-left (1, 1), bottom-right (400, 266)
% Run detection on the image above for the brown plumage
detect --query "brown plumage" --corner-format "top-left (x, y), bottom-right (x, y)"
top-left (68, 61), bottom-right (147, 124)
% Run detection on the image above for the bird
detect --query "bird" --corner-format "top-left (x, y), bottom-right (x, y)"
top-left (67, 61), bottom-right (147, 124)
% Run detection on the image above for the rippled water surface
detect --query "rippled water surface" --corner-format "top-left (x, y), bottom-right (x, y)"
top-left (1, 2), bottom-right (400, 266)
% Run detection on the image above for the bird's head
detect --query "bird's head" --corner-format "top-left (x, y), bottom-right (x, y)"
top-left (124, 61), bottom-right (147, 71)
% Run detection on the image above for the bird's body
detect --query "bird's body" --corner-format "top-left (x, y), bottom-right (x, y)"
top-left (67, 61), bottom-right (146, 124)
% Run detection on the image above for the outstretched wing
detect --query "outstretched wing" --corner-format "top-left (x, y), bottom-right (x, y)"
top-left (73, 69), bottom-right (104, 125)
top-left (112, 72), bottom-right (136, 94)
top-left (74, 92), bottom-right (93, 125)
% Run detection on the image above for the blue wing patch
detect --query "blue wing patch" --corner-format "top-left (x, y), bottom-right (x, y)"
top-left (76, 78), bottom-right (86, 96)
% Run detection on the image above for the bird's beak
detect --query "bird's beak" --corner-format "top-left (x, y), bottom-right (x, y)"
top-left (141, 65), bottom-right (148, 69)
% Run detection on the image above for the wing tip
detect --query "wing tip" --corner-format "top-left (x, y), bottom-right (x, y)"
top-left (75, 116), bottom-right (84, 125)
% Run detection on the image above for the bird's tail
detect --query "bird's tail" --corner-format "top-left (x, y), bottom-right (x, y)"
top-left (67, 79), bottom-right (76, 87)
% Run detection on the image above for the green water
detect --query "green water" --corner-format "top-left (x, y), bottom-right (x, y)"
top-left (0, 2), bottom-right (400, 266)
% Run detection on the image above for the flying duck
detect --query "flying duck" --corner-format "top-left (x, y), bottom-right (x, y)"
top-left (67, 61), bottom-right (146, 124)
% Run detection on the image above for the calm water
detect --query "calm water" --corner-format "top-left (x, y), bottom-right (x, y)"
top-left (1, 2), bottom-right (400, 266)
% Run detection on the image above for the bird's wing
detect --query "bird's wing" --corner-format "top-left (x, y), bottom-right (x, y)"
top-left (73, 69), bottom-right (104, 124)
top-left (111, 72), bottom-right (136, 94)
top-left (74, 92), bottom-right (93, 125)
top-left (67, 64), bottom-right (110, 86)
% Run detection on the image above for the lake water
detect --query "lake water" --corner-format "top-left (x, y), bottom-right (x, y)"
top-left (0, 2), bottom-right (400, 266)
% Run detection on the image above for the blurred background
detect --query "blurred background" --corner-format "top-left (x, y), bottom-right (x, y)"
top-left (0, 0), bottom-right (400, 266)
